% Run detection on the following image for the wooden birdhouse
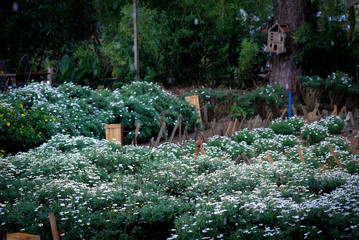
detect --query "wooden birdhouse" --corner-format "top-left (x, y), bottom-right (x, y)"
top-left (267, 23), bottom-right (291, 54)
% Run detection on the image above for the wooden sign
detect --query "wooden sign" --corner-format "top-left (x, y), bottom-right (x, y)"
top-left (265, 153), bottom-right (274, 164)
top-left (297, 146), bottom-right (306, 165)
top-left (328, 145), bottom-right (344, 171)
top-left (105, 124), bottom-right (123, 145)
top-left (185, 95), bottom-right (202, 122)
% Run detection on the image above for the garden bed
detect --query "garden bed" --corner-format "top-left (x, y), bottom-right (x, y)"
top-left (0, 116), bottom-right (359, 239)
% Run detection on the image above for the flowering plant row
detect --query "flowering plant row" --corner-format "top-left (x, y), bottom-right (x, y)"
top-left (0, 117), bottom-right (358, 239)
top-left (0, 82), bottom-right (198, 155)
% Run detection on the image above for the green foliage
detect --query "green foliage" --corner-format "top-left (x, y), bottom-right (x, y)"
top-left (1, 82), bottom-right (197, 151)
top-left (230, 105), bottom-right (254, 119)
top-left (270, 120), bottom-right (295, 135)
top-left (236, 84), bottom-right (286, 118)
top-left (300, 123), bottom-right (329, 144)
top-left (319, 116), bottom-right (345, 134)
top-left (0, 101), bottom-right (55, 155)
top-left (234, 40), bottom-right (261, 88)
top-left (55, 55), bottom-right (87, 84)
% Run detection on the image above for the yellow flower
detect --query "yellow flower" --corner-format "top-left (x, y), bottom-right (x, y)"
top-left (0, 150), bottom-right (4, 153)
top-left (19, 104), bottom-right (23, 108)
top-left (21, 114), bottom-right (25, 117)
top-left (45, 119), bottom-right (48, 122)
top-left (0, 114), bottom-right (2, 117)
top-left (52, 118), bottom-right (56, 121)
top-left (6, 122), bottom-right (10, 127)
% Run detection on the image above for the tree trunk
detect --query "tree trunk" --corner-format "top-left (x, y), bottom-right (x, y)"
top-left (270, 0), bottom-right (311, 98)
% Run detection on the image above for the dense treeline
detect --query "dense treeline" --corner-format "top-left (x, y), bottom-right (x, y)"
top-left (0, 0), bottom-right (358, 88)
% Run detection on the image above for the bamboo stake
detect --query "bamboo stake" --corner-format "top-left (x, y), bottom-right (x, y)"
top-left (154, 122), bottom-right (166, 147)
top-left (297, 146), bottom-right (306, 165)
top-left (225, 121), bottom-right (233, 137)
top-left (265, 153), bottom-right (274, 164)
top-left (231, 118), bottom-right (238, 137)
top-left (169, 114), bottom-right (182, 143)
top-left (328, 145), bottom-right (344, 171)
top-left (131, 123), bottom-right (140, 146)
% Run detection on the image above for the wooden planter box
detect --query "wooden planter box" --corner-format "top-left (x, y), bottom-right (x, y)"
top-left (105, 124), bottom-right (123, 145)
top-left (185, 95), bottom-right (202, 122)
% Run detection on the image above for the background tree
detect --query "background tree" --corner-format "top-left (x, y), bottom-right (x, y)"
top-left (269, 0), bottom-right (311, 97)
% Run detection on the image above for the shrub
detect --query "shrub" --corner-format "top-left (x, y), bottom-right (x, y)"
top-left (319, 116), bottom-right (345, 134)
top-left (300, 122), bottom-right (329, 144)
top-left (269, 119), bottom-right (295, 135)
top-left (0, 101), bottom-right (55, 155)
top-left (234, 129), bottom-right (257, 145)
top-left (235, 84), bottom-right (286, 118)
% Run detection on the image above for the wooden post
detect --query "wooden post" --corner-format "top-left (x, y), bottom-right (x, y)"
top-left (291, 104), bottom-right (297, 116)
top-left (133, 0), bottom-right (140, 81)
top-left (193, 137), bottom-right (206, 158)
top-left (184, 126), bottom-right (189, 141)
top-left (105, 124), bottom-right (123, 146)
top-left (49, 212), bottom-right (60, 240)
top-left (131, 123), bottom-right (140, 146)
top-left (301, 104), bottom-right (310, 122)
top-left (330, 105), bottom-right (338, 116)
top-left (211, 119), bottom-right (216, 136)
top-left (194, 124), bottom-right (201, 141)
top-left (328, 145), bottom-right (344, 171)
top-left (297, 146), bottom-right (306, 165)
top-left (265, 153), bottom-right (274, 164)
top-left (231, 118), bottom-right (238, 137)
top-left (203, 104), bottom-right (208, 129)
top-left (238, 115), bottom-right (246, 130)
top-left (169, 114), bottom-right (181, 143)
top-left (225, 121), bottom-right (233, 137)
top-left (280, 108), bottom-right (287, 119)
top-left (159, 117), bottom-right (168, 142)
top-left (154, 122), bottom-right (166, 147)
top-left (242, 152), bottom-right (251, 165)
top-left (149, 137), bottom-right (154, 148)
top-left (251, 115), bottom-right (260, 131)
top-left (179, 115), bottom-right (182, 142)
top-left (338, 106), bottom-right (347, 117)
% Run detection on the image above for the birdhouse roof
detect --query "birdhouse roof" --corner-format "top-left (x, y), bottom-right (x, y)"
top-left (268, 23), bottom-right (291, 33)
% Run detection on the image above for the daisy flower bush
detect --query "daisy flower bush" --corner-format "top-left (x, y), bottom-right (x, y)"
top-left (0, 82), bottom-right (198, 154)
top-left (1, 115), bottom-right (359, 240)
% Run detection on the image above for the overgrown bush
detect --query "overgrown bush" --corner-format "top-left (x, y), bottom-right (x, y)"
top-left (0, 101), bottom-right (55, 155)
top-left (1, 82), bottom-right (198, 150)
top-left (269, 119), bottom-right (295, 135)
top-left (300, 122), bottom-right (329, 144)
top-left (319, 116), bottom-right (345, 134)
top-left (235, 84), bottom-right (286, 118)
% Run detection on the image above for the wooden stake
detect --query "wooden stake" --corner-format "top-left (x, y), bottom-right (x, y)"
top-left (231, 118), bottom-right (238, 137)
top-left (184, 126), bottom-right (189, 141)
top-left (238, 115), bottom-right (246, 130)
top-left (225, 121), bottom-right (233, 137)
top-left (242, 152), bottom-right (251, 165)
top-left (154, 122), bottom-right (165, 147)
top-left (203, 104), bottom-right (208, 129)
top-left (338, 106), bottom-right (347, 117)
top-left (297, 146), bottom-right (306, 165)
top-left (328, 145), bottom-right (344, 171)
top-left (265, 153), bottom-right (274, 164)
top-left (211, 119), bottom-right (216, 136)
top-left (300, 104), bottom-right (310, 122)
top-left (291, 104), bottom-right (297, 116)
top-left (234, 154), bottom-right (242, 165)
top-left (131, 123), bottom-right (140, 146)
top-left (193, 138), bottom-right (205, 158)
top-left (179, 115), bottom-right (182, 142)
top-left (149, 137), bottom-right (154, 148)
top-left (330, 105), bottom-right (338, 116)
top-left (169, 114), bottom-right (182, 143)
top-left (280, 108), bottom-right (287, 119)
top-left (251, 115), bottom-right (260, 131)
top-left (49, 212), bottom-right (60, 240)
